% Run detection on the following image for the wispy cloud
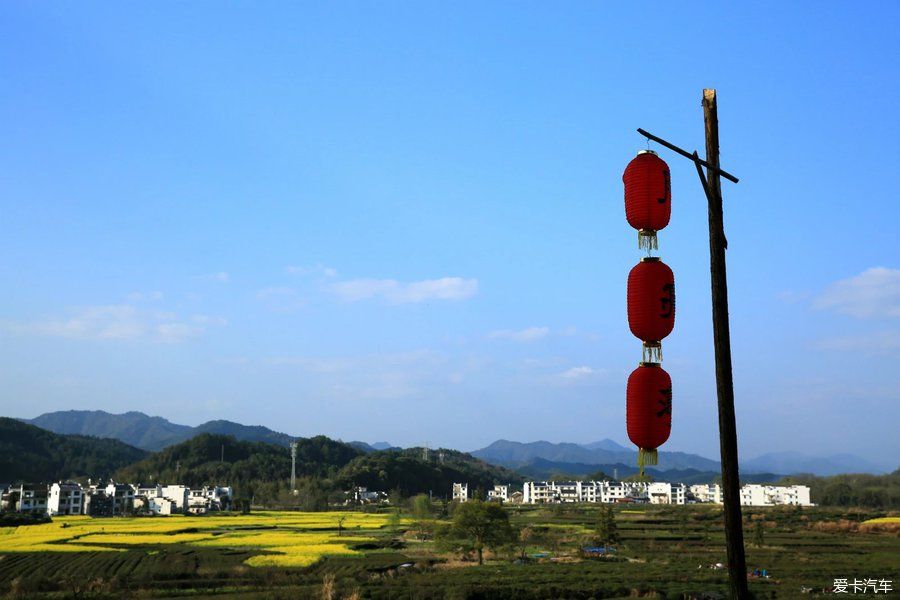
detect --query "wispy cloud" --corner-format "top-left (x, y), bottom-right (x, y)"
top-left (2, 305), bottom-right (223, 343)
top-left (488, 326), bottom-right (550, 342)
top-left (286, 263), bottom-right (338, 278)
top-left (814, 267), bottom-right (900, 318)
top-left (331, 277), bottom-right (478, 304)
top-left (265, 350), bottom-right (442, 400)
top-left (815, 330), bottom-right (900, 355)
top-left (202, 271), bottom-right (230, 283)
top-left (560, 366), bottom-right (598, 380)
top-left (126, 291), bottom-right (164, 302)
top-left (267, 350), bottom-right (437, 373)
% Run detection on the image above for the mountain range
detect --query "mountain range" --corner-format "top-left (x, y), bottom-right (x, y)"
top-left (26, 410), bottom-right (294, 451)
top-left (470, 439), bottom-right (892, 477)
top-left (21, 410), bottom-right (893, 477)
top-left (470, 439), bottom-right (721, 472)
top-left (0, 418), bottom-right (518, 499)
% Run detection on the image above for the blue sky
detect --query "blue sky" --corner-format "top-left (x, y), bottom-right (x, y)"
top-left (1, 3), bottom-right (898, 465)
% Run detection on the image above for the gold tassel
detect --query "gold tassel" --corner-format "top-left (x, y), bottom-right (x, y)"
top-left (637, 448), bottom-right (658, 479)
top-left (639, 448), bottom-right (658, 466)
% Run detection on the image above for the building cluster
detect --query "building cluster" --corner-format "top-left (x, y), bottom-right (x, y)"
top-left (452, 481), bottom-right (812, 507)
top-left (0, 482), bottom-right (232, 517)
top-left (344, 486), bottom-right (390, 505)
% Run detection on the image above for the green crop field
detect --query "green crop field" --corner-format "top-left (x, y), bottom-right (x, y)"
top-left (0, 506), bottom-right (897, 599)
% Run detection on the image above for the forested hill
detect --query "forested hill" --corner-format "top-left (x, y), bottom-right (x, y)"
top-left (26, 410), bottom-right (191, 451)
top-left (111, 436), bottom-right (521, 500)
top-left (336, 447), bottom-right (524, 496)
top-left (113, 433), bottom-right (361, 490)
top-left (0, 417), bottom-right (147, 483)
top-left (26, 410), bottom-right (294, 451)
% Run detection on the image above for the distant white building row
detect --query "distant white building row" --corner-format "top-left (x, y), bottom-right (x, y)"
top-left (0, 482), bottom-right (232, 517)
top-left (523, 481), bottom-right (688, 505)
top-left (452, 481), bottom-right (812, 507)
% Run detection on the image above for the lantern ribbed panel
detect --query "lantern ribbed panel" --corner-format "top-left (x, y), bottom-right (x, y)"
top-left (626, 364), bottom-right (672, 451)
top-left (623, 151), bottom-right (671, 232)
top-left (627, 258), bottom-right (675, 343)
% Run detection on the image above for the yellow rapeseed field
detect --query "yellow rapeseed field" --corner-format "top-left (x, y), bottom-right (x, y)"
top-left (861, 516), bottom-right (900, 524)
top-left (0, 511), bottom-right (397, 567)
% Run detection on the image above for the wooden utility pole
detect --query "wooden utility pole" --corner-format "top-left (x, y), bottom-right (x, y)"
top-left (702, 88), bottom-right (749, 599)
top-left (636, 89), bottom-right (747, 598)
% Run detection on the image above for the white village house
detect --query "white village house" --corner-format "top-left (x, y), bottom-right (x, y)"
top-left (48, 482), bottom-right (84, 516)
top-left (452, 482), bottom-right (468, 503)
top-left (1, 481), bottom-right (232, 517)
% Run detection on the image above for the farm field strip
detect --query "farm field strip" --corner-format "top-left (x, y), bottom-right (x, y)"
top-left (0, 511), bottom-right (395, 567)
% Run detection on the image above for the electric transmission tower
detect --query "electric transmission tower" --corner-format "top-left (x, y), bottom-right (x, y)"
top-left (290, 442), bottom-right (298, 492)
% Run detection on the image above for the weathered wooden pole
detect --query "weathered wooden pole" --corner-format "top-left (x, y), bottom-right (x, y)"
top-left (702, 88), bottom-right (749, 599)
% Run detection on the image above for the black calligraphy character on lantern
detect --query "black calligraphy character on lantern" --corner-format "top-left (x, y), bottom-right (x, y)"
top-left (657, 387), bottom-right (672, 418)
top-left (658, 170), bottom-right (671, 204)
top-left (660, 283), bottom-right (675, 319)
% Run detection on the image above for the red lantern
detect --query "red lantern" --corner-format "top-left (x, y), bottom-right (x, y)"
top-left (626, 363), bottom-right (672, 468)
top-left (627, 257), bottom-right (675, 361)
top-left (623, 150), bottom-right (671, 250)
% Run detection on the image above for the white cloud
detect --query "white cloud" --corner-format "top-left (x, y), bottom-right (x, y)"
top-left (488, 326), bottom-right (550, 342)
top-left (286, 264), bottom-right (338, 278)
top-left (331, 277), bottom-right (478, 304)
top-left (813, 267), bottom-right (900, 318)
top-left (560, 366), bottom-right (597, 380)
top-left (2, 304), bottom-right (222, 343)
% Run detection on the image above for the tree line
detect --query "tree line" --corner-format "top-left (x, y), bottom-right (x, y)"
top-left (778, 469), bottom-right (900, 508)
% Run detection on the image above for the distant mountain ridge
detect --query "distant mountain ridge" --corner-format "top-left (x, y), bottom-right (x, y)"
top-left (4, 416), bottom-right (511, 499)
top-left (471, 439), bottom-right (891, 477)
top-left (472, 439), bottom-right (720, 472)
top-left (581, 439), bottom-right (630, 452)
top-left (23, 411), bottom-right (891, 477)
top-left (347, 441), bottom-right (401, 453)
top-left (26, 410), bottom-right (296, 452)
top-left (743, 451), bottom-right (889, 477)
top-left (27, 410), bottom-right (191, 451)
